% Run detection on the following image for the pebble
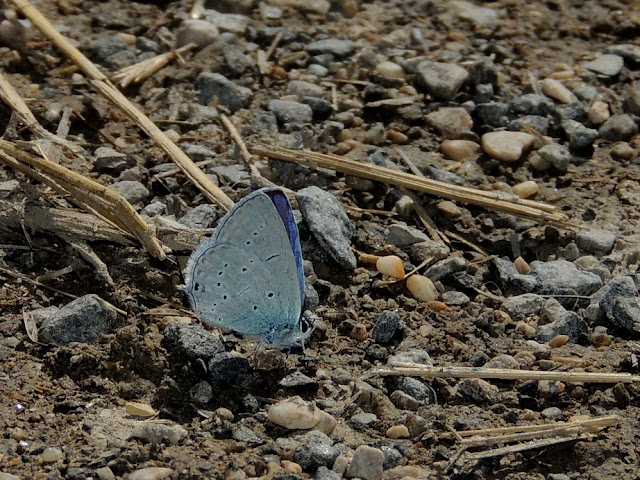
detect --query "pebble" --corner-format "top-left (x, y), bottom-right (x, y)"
top-left (576, 228), bottom-right (616, 255)
top-left (588, 100), bottom-right (610, 124)
top-left (208, 352), bottom-right (250, 384)
top-left (394, 377), bottom-right (436, 406)
top-left (286, 80), bottom-right (325, 98)
top-left (389, 390), bottom-right (420, 411)
top-left (125, 401), bottom-right (156, 418)
top-left (406, 274), bottom-right (438, 302)
top-left (582, 54), bottom-right (624, 76)
top-left (94, 147), bottom-right (134, 174)
top-left (96, 466), bottom-right (116, 480)
top-left (316, 466), bottom-right (341, 480)
top-left (111, 180), bottom-right (150, 204)
top-left (376, 255), bottom-right (405, 279)
top-left (476, 101), bottom-right (509, 127)
top-left (386, 425), bottom-right (410, 439)
top-left (457, 378), bottom-right (498, 403)
top-left (599, 114), bottom-right (638, 141)
top-left (350, 323), bottom-right (368, 342)
top-left (351, 412), bottom-right (378, 427)
top-left (624, 81), bottom-right (640, 115)
top-left (371, 310), bottom-right (400, 344)
top-left (282, 460), bottom-right (303, 474)
top-left (386, 223), bottom-right (429, 248)
top-left (530, 259), bottom-right (603, 300)
top-left (410, 239), bottom-right (451, 261)
top-left (439, 291), bottom-right (469, 306)
top-left (548, 335), bottom-right (569, 348)
top-left (209, 165), bottom-right (251, 186)
top-left (423, 256), bottom-right (466, 282)
top-left (195, 72), bottom-right (253, 112)
top-left (481, 131), bottom-right (535, 162)
top-left (436, 200), bottom-right (463, 218)
top-left (425, 107), bottom-right (473, 139)
top-left (375, 61), bottom-right (404, 79)
top-left (41, 446), bottom-right (63, 462)
top-left (512, 180), bottom-right (538, 199)
top-left (450, 0), bottom-right (498, 29)
top-left (293, 431), bottom-right (340, 471)
top-left (535, 311), bottom-right (587, 343)
top-left (176, 19), bottom-right (219, 48)
top-left (306, 39), bottom-right (356, 58)
top-left (268, 397), bottom-right (319, 430)
top-left (562, 119), bottom-right (599, 150)
top-left (485, 354), bottom-right (519, 369)
top-left (131, 422), bottom-right (187, 445)
top-left (128, 467), bottom-right (176, 480)
top-left (441, 139), bottom-right (480, 161)
top-left (605, 43), bottom-right (640, 63)
top-left (541, 407), bottom-right (563, 420)
top-left (269, 99), bottom-right (314, 125)
top-left (540, 78), bottom-right (576, 104)
top-left (509, 94), bottom-right (554, 116)
top-left (414, 61), bottom-right (469, 100)
top-left (345, 446), bottom-right (384, 480)
top-left (297, 186), bottom-right (357, 269)
top-left (179, 204), bottom-right (219, 229)
top-left (163, 323), bottom-right (224, 360)
top-left (514, 256), bottom-right (531, 274)
top-left (611, 142), bottom-right (635, 160)
top-left (38, 294), bottom-right (121, 345)
top-left (537, 144), bottom-right (571, 171)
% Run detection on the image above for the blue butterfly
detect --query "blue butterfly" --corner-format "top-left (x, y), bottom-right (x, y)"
top-left (184, 188), bottom-right (309, 348)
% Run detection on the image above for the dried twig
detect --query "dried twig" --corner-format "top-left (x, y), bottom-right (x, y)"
top-left (8, 0), bottom-right (233, 211)
top-left (374, 362), bottom-right (640, 383)
top-left (0, 265), bottom-right (76, 299)
top-left (113, 43), bottom-right (195, 88)
top-left (250, 144), bottom-right (576, 229)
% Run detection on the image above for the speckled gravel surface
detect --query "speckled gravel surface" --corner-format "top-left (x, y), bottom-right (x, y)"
top-left (1, 1), bottom-right (640, 479)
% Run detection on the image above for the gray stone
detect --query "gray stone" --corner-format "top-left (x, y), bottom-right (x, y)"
top-left (440, 290), bottom-right (470, 306)
top-left (293, 431), bottom-right (339, 471)
top-left (129, 467), bottom-right (176, 480)
top-left (624, 81), bottom-right (640, 115)
top-left (538, 144), bottom-right (571, 171)
top-left (476, 102), bottom-right (509, 127)
top-left (509, 94), bottom-right (554, 116)
top-left (386, 223), bottom-right (429, 248)
top-left (223, 48), bottom-right (254, 76)
top-left (93, 147), bottom-right (135, 174)
top-left (131, 422), bottom-right (187, 445)
top-left (393, 377), bottom-right (436, 406)
top-left (351, 412), bottom-right (378, 427)
top-left (176, 19), bottom-right (219, 48)
top-left (111, 180), bottom-right (150, 204)
top-left (39, 295), bottom-right (121, 345)
top-left (178, 204), bottom-right (219, 229)
top-left (195, 72), bottom-right (253, 112)
top-left (562, 120), bottom-right (598, 150)
top-left (297, 186), bottom-right (357, 269)
top-left (599, 114), bottom-right (638, 142)
top-left (529, 259), bottom-right (603, 300)
top-left (457, 378), bottom-right (498, 403)
top-left (163, 323), bottom-right (224, 360)
top-left (190, 381), bottom-right (213, 404)
top-left (286, 80), bottom-right (325, 98)
top-left (181, 144), bottom-right (217, 161)
top-left (490, 257), bottom-right (538, 293)
top-left (379, 445), bottom-right (403, 469)
top-left (371, 310), bottom-right (399, 344)
top-left (307, 64), bottom-right (329, 77)
top-left (424, 256), bottom-right (466, 282)
top-left (502, 293), bottom-right (546, 321)
top-left (535, 311), bottom-right (587, 343)
top-left (306, 39), bottom-right (355, 58)
top-left (410, 240), bottom-right (450, 262)
top-left (346, 446), bottom-right (384, 480)
top-left (301, 97), bottom-right (332, 119)
top-left (232, 424), bottom-right (264, 444)
top-left (315, 466), bottom-right (340, 480)
top-left (208, 352), bottom-right (250, 384)
top-left (450, 1), bottom-right (498, 29)
top-left (209, 165), bottom-right (251, 186)
top-left (576, 228), bottom-right (616, 255)
top-left (484, 354), bottom-right (519, 369)
top-left (423, 165), bottom-right (465, 185)
top-left (269, 99), bottom-right (314, 125)
top-left (582, 54), bottom-right (624, 76)
top-left (389, 390), bottom-right (420, 411)
top-left (541, 407), bottom-right (563, 419)
top-left (508, 115), bottom-right (550, 135)
top-left (86, 37), bottom-right (130, 64)
top-left (415, 61), bottom-right (469, 100)
top-left (0, 473), bottom-right (21, 480)
top-left (542, 297), bottom-right (568, 323)
top-left (597, 276), bottom-right (638, 317)
top-left (141, 201), bottom-right (166, 217)
top-left (609, 297), bottom-right (640, 333)
top-left (554, 102), bottom-right (586, 121)
top-left (474, 83), bottom-right (494, 103)
top-left (425, 107), bottom-right (473, 139)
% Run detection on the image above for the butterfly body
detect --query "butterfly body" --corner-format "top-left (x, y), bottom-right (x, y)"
top-left (184, 188), bottom-right (308, 348)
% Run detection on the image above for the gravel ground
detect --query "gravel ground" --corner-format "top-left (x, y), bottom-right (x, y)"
top-left (1, 0), bottom-right (640, 479)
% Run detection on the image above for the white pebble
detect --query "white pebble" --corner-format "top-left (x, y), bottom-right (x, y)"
top-left (441, 139), bottom-right (480, 161)
top-left (588, 100), bottom-right (610, 125)
top-left (540, 78), bottom-right (576, 104)
top-left (482, 132), bottom-right (536, 162)
top-left (376, 255), bottom-right (405, 279)
top-left (129, 467), bottom-right (176, 480)
top-left (267, 396), bottom-right (318, 430)
top-left (512, 180), bottom-right (539, 198)
top-left (406, 275), bottom-right (438, 302)
top-left (41, 447), bottom-right (63, 463)
top-left (375, 61), bottom-right (404, 79)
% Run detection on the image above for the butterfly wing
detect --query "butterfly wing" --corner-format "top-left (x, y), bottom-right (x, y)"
top-left (185, 189), bottom-right (303, 345)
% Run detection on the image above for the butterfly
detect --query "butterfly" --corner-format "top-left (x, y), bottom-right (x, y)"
top-left (184, 188), bottom-right (309, 348)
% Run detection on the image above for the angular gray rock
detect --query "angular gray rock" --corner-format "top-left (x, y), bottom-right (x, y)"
top-left (269, 99), bottom-right (314, 125)
top-left (576, 228), bottom-right (616, 255)
top-left (502, 293), bottom-right (546, 321)
top-left (535, 311), bottom-right (587, 343)
top-left (297, 186), bottom-right (357, 269)
top-left (414, 61), bottom-right (468, 100)
top-left (163, 323), bottom-right (224, 360)
top-left (306, 39), bottom-right (356, 57)
top-left (346, 445), bottom-right (384, 480)
top-left (39, 295), bottom-right (121, 345)
top-left (195, 72), bottom-right (253, 112)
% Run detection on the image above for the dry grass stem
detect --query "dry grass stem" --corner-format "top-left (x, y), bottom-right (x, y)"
top-left (9, 0), bottom-right (233, 211)
top-left (0, 265), bottom-right (76, 299)
top-left (251, 144), bottom-right (576, 228)
top-left (0, 141), bottom-right (166, 259)
top-left (113, 43), bottom-right (196, 88)
top-left (375, 362), bottom-right (640, 383)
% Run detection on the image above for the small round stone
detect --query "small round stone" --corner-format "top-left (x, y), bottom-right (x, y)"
top-left (281, 460), bottom-right (302, 474)
top-left (538, 144), bottom-right (571, 171)
top-left (512, 180), bottom-right (539, 199)
top-left (350, 323), bottom-right (368, 342)
top-left (436, 200), bottom-right (463, 218)
top-left (41, 447), bottom-right (63, 463)
top-left (514, 256), bottom-right (531, 274)
top-left (426, 107), bottom-right (473, 139)
top-left (346, 446), bottom-right (385, 480)
top-left (540, 78), bottom-right (576, 104)
top-left (406, 275), bottom-right (438, 302)
top-left (549, 335), bottom-right (569, 348)
top-left (268, 397), bottom-right (318, 430)
top-left (541, 407), bottom-right (563, 419)
top-left (515, 321), bottom-right (536, 337)
top-left (375, 60), bottom-right (404, 79)
top-left (441, 139), bottom-right (480, 161)
top-left (386, 425), bottom-right (410, 439)
top-left (588, 100), bottom-right (610, 124)
top-left (481, 131), bottom-right (536, 162)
